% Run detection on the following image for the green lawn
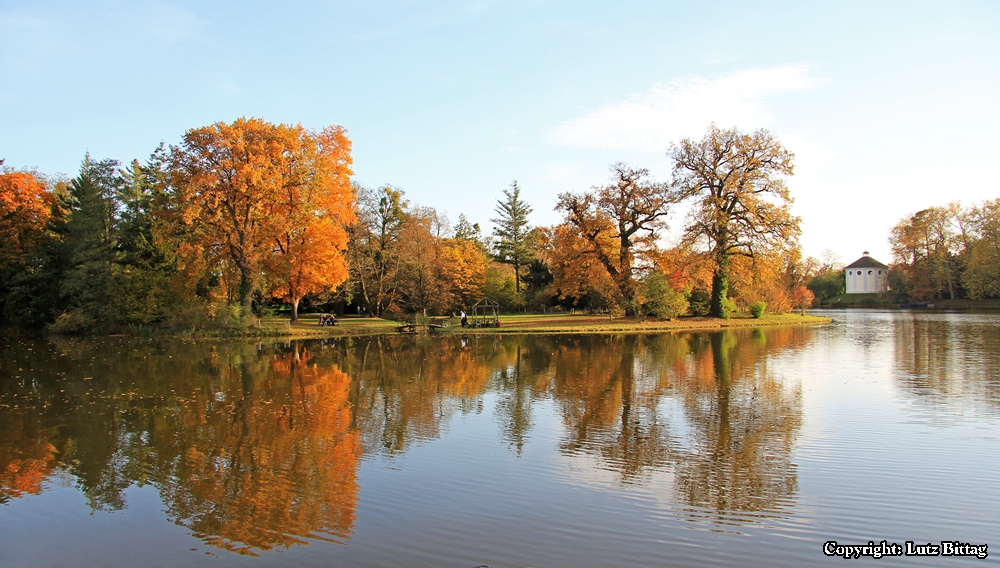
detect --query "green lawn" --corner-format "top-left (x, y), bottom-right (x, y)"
top-left (434, 311), bottom-right (830, 335)
top-left (225, 311), bottom-right (831, 339)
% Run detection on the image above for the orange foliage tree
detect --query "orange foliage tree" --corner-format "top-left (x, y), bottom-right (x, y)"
top-left (168, 117), bottom-right (353, 315)
top-left (0, 171), bottom-right (53, 273)
top-left (395, 208), bottom-right (445, 315)
top-left (556, 163), bottom-right (673, 310)
top-left (266, 126), bottom-right (355, 320)
top-left (669, 125), bottom-right (799, 318)
top-left (546, 222), bottom-right (618, 310)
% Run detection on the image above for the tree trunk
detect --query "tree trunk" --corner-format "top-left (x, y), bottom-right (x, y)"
top-left (711, 254), bottom-right (731, 318)
top-left (239, 271), bottom-right (253, 316)
top-left (944, 257), bottom-right (956, 300)
top-left (291, 298), bottom-right (300, 322)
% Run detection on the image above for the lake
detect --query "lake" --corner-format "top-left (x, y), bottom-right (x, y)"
top-left (0, 310), bottom-right (997, 567)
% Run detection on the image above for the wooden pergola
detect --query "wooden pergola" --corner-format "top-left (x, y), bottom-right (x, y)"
top-left (470, 297), bottom-right (501, 328)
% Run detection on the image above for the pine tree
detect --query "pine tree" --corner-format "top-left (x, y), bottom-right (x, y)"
top-left (60, 155), bottom-right (122, 328)
top-left (491, 181), bottom-right (533, 294)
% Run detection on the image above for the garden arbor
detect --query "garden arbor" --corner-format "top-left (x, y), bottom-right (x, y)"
top-left (470, 297), bottom-right (500, 327)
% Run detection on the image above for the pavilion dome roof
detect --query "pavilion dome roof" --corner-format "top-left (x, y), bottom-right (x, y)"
top-left (845, 251), bottom-right (888, 269)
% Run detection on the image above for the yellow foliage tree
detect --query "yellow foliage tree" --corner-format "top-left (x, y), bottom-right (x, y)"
top-left (439, 237), bottom-right (488, 310)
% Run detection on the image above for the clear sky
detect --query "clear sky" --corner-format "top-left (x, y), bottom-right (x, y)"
top-left (2, 0), bottom-right (998, 265)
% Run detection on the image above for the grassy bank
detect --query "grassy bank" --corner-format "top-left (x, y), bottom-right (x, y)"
top-left (170, 315), bottom-right (403, 339)
top-left (433, 312), bottom-right (831, 335)
top-left (189, 311), bottom-right (830, 339)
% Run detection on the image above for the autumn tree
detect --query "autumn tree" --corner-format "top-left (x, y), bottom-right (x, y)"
top-left (669, 125), bottom-right (799, 318)
top-left (347, 184), bottom-right (407, 316)
top-left (266, 126), bottom-right (354, 321)
top-left (0, 169), bottom-right (55, 321)
top-left (167, 117), bottom-right (351, 315)
top-left (395, 207), bottom-right (446, 315)
top-left (654, 246), bottom-right (715, 315)
top-left (491, 181), bottom-right (533, 294)
top-left (961, 199), bottom-right (1000, 299)
top-left (0, 170), bottom-right (53, 274)
top-left (546, 221), bottom-right (618, 311)
top-left (889, 204), bottom-right (963, 300)
top-left (556, 163), bottom-right (673, 311)
top-left (439, 236), bottom-right (488, 310)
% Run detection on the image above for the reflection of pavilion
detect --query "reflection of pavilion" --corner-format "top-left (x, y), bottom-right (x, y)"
top-left (892, 314), bottom-right (1000, 412)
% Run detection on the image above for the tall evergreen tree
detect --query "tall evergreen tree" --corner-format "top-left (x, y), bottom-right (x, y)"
top-left (114, 157), bottom-right (176, 324)
top-left (60, 155), bottom-right (123, 327)
top-left (491, 181), bottom-right (533, 294)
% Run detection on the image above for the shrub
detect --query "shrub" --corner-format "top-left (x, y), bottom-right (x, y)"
top-left (47, 310), bottom-right (89, 334)
top-left (641, 272), bottom-right (689, 320)
top-left (687, 288), bottom-right (711, 316)
top-left (749, 301), bottom-right (767, 318)
top-left (719, 296), bottom-right (737, 319)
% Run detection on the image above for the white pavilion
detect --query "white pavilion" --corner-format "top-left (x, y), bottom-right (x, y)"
top-left (845, 252), bottom-right (888, 294)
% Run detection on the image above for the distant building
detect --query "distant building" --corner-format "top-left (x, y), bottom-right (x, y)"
top-left (845, 252), bottom-right (888, 294)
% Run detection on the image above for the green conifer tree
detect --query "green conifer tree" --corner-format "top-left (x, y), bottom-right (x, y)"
top-left (491, 181), bottom-right (533, 294)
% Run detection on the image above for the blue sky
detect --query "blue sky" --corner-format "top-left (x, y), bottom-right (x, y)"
top-left (2, 0), bottom-right (998, 264)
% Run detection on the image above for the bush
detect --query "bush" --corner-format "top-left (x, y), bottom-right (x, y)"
top-left (641, 272), bottom-right (689, 320)
top-left (47, 310), bottom-right (89, 334)
top-left (687, 288), bottom-right (711, 316)
top-left (807, 269), bottom-right (845, 300)
top-left (719, 296), bottom-right (737, 319)
top-left (749, 301), bottom-right (767, 318)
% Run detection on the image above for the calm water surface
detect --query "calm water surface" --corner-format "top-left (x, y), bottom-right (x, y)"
top-left (0, 310), bottom-right (997, 567)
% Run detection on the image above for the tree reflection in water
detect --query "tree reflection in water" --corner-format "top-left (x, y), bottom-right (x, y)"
top-left (0, 338), bottom-right (361, 556)
top-left (550, 330), bottom-right (805, 520)
top-left (892, 314), bottom-right (1000, 412)
top-left (0, 328), bottom-right (810, 554)
top-left (670, 330), bottom-right (803, 520)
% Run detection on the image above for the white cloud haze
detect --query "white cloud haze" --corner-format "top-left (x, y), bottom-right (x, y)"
top-left (550, 65), bottom-right (822, 152)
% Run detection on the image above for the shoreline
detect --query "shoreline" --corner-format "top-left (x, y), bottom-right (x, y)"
top-left (95, 312), bottom-right (832, 340)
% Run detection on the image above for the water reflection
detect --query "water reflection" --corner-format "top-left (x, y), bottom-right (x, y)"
top-left (669, 330), bottom-right (802, 518)
top-left (0, 328), bottom-right (810, 554)
top-left (552, 330), bottom-right (806, 519)
top-left (0, 339), bottom-right (360, 556)
top-left (892, 313), bottom-right (1000, 412)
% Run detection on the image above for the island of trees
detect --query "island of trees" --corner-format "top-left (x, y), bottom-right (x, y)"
top-left (2, 118), bottom-right (995, 334)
